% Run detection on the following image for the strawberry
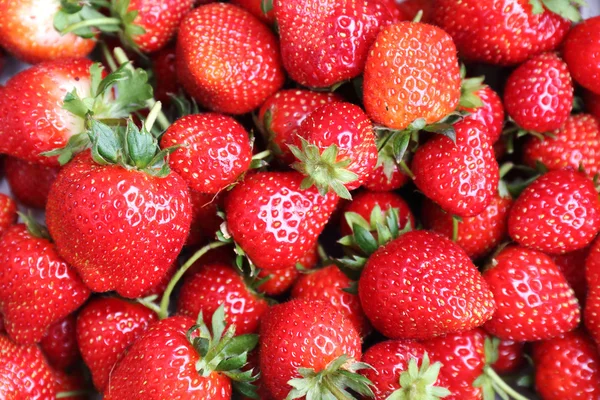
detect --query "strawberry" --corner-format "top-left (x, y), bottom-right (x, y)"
top-left (363, 20), bottom-right (461, 130)
top-left (76, 297), bottom-right (157, 392)
top-left (186, 190), bottom-right (224, 247)
top-left (258, 89), bottom-right (341, 164)
top-left (359, 230), bottom-right (496, 340)
top-left (151, 45), bottom-right (180, 104)
top-left (523, 114), bottom-right (600, 176)
top-left (0, 193), bottom-right (17, 236)
top-left (362, 161), bottom-right (410, 191)
top-left (160, 113), bottom-right (253, 194)
top-left (290, 102), bottom-right (378, 198)
top-left (483, 245), bottom-right (580, 341)
top-left (259, 299), bottom-right (369, 400)
top-left (232, 0), bottom-right (275, 23)
top-left (551, 247), bottom-right (588, 305)
top-left (491, 339), bottom-right (524, 374)
top-left (4, 157), bottom-right (60, 209)
top-left (460, 85), bottom-right (505, 144)
top-left (508, 169), bottom-right (600, 254)
top-left (274, 0), bottom-right (392, 88)
top-left (53, 369), bottom-right (87, 400)
top-left (177, 3), bottom-right (284, 114)
top-left (563, 16), bottom-right (600, 95)
top-left (0, 222), bottom-right (90, 345)
top-left (377, 0), bottom-right (411, 22)
top-left (40, 315), bottom-right (79, 370)
top-left (177, 262), bottom-right (270, 335)
top-left (432, 0), bottom-right (572, 66)
top-left (412, 119), bottom-right (499, 218)
top-left (421, 194), bottom-right (512, 260)
top-left (224, 171), bottom-right (338, 271)
top-left (585, 236), bottom-right (600, 348)
top-left (586, 90), bottom-right (600, 120)
top-left (257, 244), bottom-right (319, 296)
top-left (140, 260), bottom-right (177, 298)
top-left (533, 330), bottom-right (600, 399)
top-left (504, 52), bottom-right (573, 133)
top-left (0, 334), bottom-right (56, 398)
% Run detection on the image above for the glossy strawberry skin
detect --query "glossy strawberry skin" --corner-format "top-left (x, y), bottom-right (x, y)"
top-left (186, 190), bottom-right (224, 247)
top-left (359, 230), bottom-right (496, 340)
top-left (504, 52), bottom-right (573, 133)
top-left (362, 162), bottom-right (410, 191)
top-left (584, 237), bottom-right (600, 348)
top-left (432, 0), bottom-right (570, 66)
top-left (140, 261), bottom-right (177, 298)
top-left (40, 315), bottom-right (79, 370)
top-left (460, 85), bottom-right (505, 144)
top-left (563, 16), bottom-right (600, 95)
top-left (161, 113), bottom-right (253, 194)
top-left (363, 21), bottom-right (461, 130)
top-left (0, 193), bottom-right (17, 236)
top-left (551, 248), bottom-right (588, 306)
top-left (76, 297), bottom-right (157, 392)
top-left (492, 339), bottom-right (524, 374)
top-left (4, 157), bottom-right (60, 209)
top-left (259, 299), bottom-right (362, 400)
top-left (225, 171), bottom-right (338, 271)
top-left (0, 224), bottom-right (90, 345)
top-left (422, 194), bottom-right (512, 260)
top-left (412, 119), bottom-right (499, 218)
top-left (483, 246), bottom-right (580, 341)
top-left (257, 244), bottom-right (319, 296)
top-left (105, 316), bottom-right (232, 400)
top-left (523, 114), bottom-right (600, 176)
top-left (177, 3), bottom-right (284, 114)
top-left (508, 169), bottom-right (600, 255)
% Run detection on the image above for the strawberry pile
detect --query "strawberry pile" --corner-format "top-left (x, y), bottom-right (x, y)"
top-left (0, 0), bottom-right (600, 399)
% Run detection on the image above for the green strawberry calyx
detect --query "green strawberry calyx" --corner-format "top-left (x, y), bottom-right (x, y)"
top-left (528, 0), bottom-right (585, 22)
top-left (287, 354), bottom-right (375, 400)
top-left (459, 64), bottom-right (485, 109)
top-left (18, 212), bottom-right (51, 241)
top-left (386, 353), bottom-right (451, 400)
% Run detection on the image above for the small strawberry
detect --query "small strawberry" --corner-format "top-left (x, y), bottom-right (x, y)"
top-left (563, 16), bottom-right (600, 95)
top-left (483, 245), bottom-right (580, 341)
top-left (460, 85), bottom-right (505, 144)
top-left (186, 190), bottom-right (224, 247)
top-left (0, 193), bottom-right (17, 236)
top-left (177, 3), bottom-right (285, 114)
top-left (76, 297), bottom-right (157, 392)
top-left (508, 169), bottom-right (600, 254)
top-left (40, 315), bottom-right (79, 370)
top-left (151, 45), bottom-right (180, 104)
top-left (362, 161), bottom-right (410, 191)
top-left (4, 157), bottom-right (60, 209)
top-left (551, 247), bottom-right (588, 305)
top-left (256, 244), bottom-right (319, 296)
top-left (491, 339), bottom-right (524, 375)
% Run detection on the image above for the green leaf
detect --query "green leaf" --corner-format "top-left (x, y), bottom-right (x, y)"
top-left (541, 0), bottom-right (583, 22)
top-left (233, 381), bottom-right (260, 400)
top-left (88, 118), bottom-right (122, 164)
top-left (528, 0), bottom-right (545, 13)
top-left (108, 66), bottom-right (154, 118)
top-left (220, 334), bottom-right (259, 358)
top-left (261, 0), bottom-right (274, 14)
top-left (63, 90), bottom-right (91, 119)
top-left (215, 352), bottom-right (248, 372)
top-left (125, 120), bottom-right (156, 169)
top-left (41, 131), bottom-right (91, 165)
top-left (353, 224), bottom-right (379, 255)
top-left (18, 212), bottom-right (51, 240)
top-left (211, 304), bottom-right (227, 341)
top-left (95, 63), bottom-right (130, 97)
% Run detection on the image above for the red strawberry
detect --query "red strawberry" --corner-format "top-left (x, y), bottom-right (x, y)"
top-left (483, 245), bottom-right (580, 341)
top-left (151, 45), bottom-right (180, 104)
top-left (186, 190), bottom-right (224, 247)
top-left (412, 119), bottom-right (500, 217)
top-left (586, 90), bottom-right (600, 120)
top-left (432, 0), bottom-right (571, 66)
top-left (533, 330), bottom-right (600, 399)
top-left (53, 369), bottom-right (87, 400)
top-left (359, 230), bottom-right (496, 340)
top-left (563, 16), bottom-right (600, 95)
top-left (76, 297), bottom-right (157, 392)
top-left (551, 247), bottom-right (588, 305)
top-left (274, 0), bottom-right (393, 88)
top-left (0, 334), bottom-right (56, 398)
top-left (491, 339), bottom-right (524, 374)
top-left (504, 52), bottom-right (573, 133)
top-left (40, 315), bottom-right (79, 370)
top-left (421, 194), bottom-right (512, 260)
top-left (161, 113), bottom-right (253, 194)
top-left (523, 114), bottom-right (600, 176)
top-left (508, 169), bottom-right (600, 254)
top-left (585, 236), bottom-right (600, 347)
top-left (177, 262), bottom-right (270, 335)
top-left (259, 299), bottom-right (367, 400)
top-left (377, 0), bottom-right (410, 22)
top-left (0, 223), bottom-right (90, 344)
top-left (0, 193), bottom-right (17, 236)
top-left (363, 20), bottom-right (461, 130)
top-left (232, 0), bottom-right (275, 23)
top-left (4, 157), bottom-right (60, 209)
top-left (0, 0), bottom-right (95, 64)
top-left (258, 89), bottom-right (341, 164)
top-left (140, 260), bottom-right (177, 298)
top-left (460, 85), bottom-right (505, 144)
top-left (362, 161), bottom-right (410, 191)
top-left (224, 171), bottom-right (338, 271)
top-left (177, 3), bottom-right (284, 114)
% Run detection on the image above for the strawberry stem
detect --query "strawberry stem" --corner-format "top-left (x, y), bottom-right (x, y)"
top-left (56, 390), bottom-right (92, 399)
top-left (252, 150), bottom-right (271, 160)
top-left (101, 43), bottom-right (118, 72)
top-left (60, 17), bottom-right (122, 35)
top-left (321, 377), bottom-right (354, 400)
top-left (452, 216), bottom-right (460, 242)
top-left (145, 101), bottom-right (163, 132)
top-left (136, 295), bottom-right (162, 315)
top-left (399, 160), bottom-right (415, 179)
top-left (483, 365), bottom-right (530, 400)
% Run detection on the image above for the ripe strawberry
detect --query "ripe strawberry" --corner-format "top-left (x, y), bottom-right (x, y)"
top-left (76, 297), bottom-right (157, 392)
top-left (151, 45), bottom-right (180, 104)
top-left (523, 114), bottom-right (600, 176)
top-left (377, 0), bottom-right (410, 22)
top-left (551, 248), bottom-right (588, 305)
top-left (274, 0), bottom-right (392, 88)
top-left (291, 102), bottom-right (378, 198)
top-left (421, 194), bottom-right (512, 260)
top-left (362, 161), bottom-right (410, 191)
top-left (504, 52), bottom-right (573, 133)
top-left (4, 157), bottom-right (60, 209)
top-left (256, 244), bottom-right (319, 296)
top-left (363, 20), bottom-right (461, 130)
top-left (483, 245), bottom-right (580, 341)
top-left (0, 193), bottom-right (17, 236)
top-left (177, 262), bottom-right (270, 335)
top-left (460, 85), bottom-right (505, 144)
top-left (53, 369), bottom-right (87, 400)
top-left (161, 113), bottom-right (253, 194)
top-left (533, 330), bottom-right (600, 399)
top-left (140, 260), bottom-right (177, 297)
top-left (232, 0), bottom-right (275, 23)
top-left (584, 236), bottom-right (600, 348)
top-left (0, 222), bottom-right (90, 345)
top-left (586, 90), bottom-right (600, 120)
top-left (359, 230), bottom-right (496, 340)
top-left (258, 89), bottom-right (341, 164)
top-left (186, 190), bottom-right (224, 247)
top-left (508, 169), bottom-right (600, 254)
top-left (432, 0), bottom-right (571, 66)
top-left (412, 119), bottom-right (499, 218)
top-left (0, 334), bottom-right (56, 398)
top-left (491, 339), bottom-right (524, 374)
top-left (177, 3), bottom-right (284, 114)
top-left (563, 16), bottom-right (600, 95)
top-left (224, 171), bottom-right (338, 271)
top-left (40, 315), bottom-right (79, 370)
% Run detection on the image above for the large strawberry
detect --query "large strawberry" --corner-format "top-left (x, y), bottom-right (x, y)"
top-left (432, 0), bottom-right (572, 66)
top-left (460, 85), bottom-right (505, 144)
top-left (412, 119), bottom-right (499, 217)
top-left (508, 169), bottom-right (600, 254)
top-left (177, 3), bottom-right (284, 114)
top-left (563, 16), bottom-right (600, 95)
top-left (359, 230), bottom-right (496, 340)
top-left (224, 171), bottom-right (338, 271)
top-left (40, 315), bottom-right (79, 370)
top-left (4, 157), bottom-right (60, 209)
